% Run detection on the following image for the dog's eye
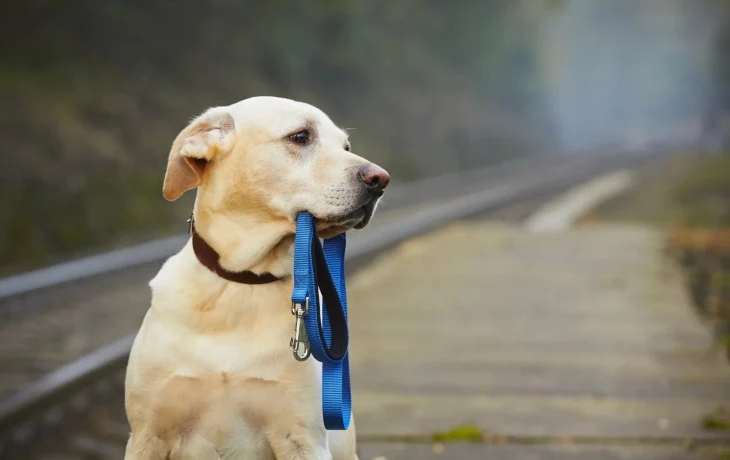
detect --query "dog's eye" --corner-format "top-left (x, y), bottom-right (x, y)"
top-left (289, 129), bottom-right (310, 144)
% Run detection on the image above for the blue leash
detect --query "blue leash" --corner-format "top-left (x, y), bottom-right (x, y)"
top-left (290, 212), bottom-right (351, 430)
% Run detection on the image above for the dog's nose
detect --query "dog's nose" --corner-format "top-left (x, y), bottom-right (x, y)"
top-left (357, 164), bottom-right (390, 193)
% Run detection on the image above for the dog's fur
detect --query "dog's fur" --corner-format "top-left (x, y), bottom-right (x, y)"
top-left (123, 97), bottom-right (388, 459)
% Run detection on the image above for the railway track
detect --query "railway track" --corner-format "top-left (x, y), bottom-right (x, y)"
top-left (0, 147), bottom-right (665, 459)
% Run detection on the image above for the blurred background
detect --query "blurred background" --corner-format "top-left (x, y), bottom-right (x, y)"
top-left (2, 0), bottom-right (730, 458)
top-left (1, 0), bottom-right (729, 275)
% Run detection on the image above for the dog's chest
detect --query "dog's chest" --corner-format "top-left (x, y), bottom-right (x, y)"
top-left (149, 264), bottom-right (296, 377)
top-left (177, 330), bottom-right (290, 378)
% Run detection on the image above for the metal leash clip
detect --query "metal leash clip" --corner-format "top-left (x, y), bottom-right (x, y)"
top-left (290, 298), bottom-right (311, 361)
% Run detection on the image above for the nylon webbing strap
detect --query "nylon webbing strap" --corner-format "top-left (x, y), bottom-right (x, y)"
top-left (291, 212), bottom-right (351, 430)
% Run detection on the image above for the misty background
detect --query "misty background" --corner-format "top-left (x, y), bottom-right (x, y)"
top-left (2, 0), bottom-right (729, 275)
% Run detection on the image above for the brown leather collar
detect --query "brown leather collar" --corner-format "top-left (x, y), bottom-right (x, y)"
top-left (189, 216), bottom-right (285, 285)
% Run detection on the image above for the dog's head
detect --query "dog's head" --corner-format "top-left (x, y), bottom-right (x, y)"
top-left (163, 96), bottom-right (389, 245)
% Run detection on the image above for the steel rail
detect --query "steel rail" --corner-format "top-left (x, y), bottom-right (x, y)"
top-left (0, 143), bottom-right (623, 301)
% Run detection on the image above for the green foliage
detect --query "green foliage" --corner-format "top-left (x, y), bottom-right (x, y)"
top-left (703, 414), bottom-right (730, 431)
top-left (431, 424), bottom-right (485, 443)
top-left (671, 154), bottom-right (730, 227)
top-left (0, 1), bottom-right (561, 273)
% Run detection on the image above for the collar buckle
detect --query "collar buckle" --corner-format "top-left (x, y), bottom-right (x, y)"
top-left (186, 213), bottom-right (194, 236)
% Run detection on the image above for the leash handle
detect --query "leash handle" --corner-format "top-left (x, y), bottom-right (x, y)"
top-left (291, 212), bottom-right (352, 430)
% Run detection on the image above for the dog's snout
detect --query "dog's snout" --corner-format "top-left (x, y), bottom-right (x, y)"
top-left (357, 164), bottom-right (390, 194)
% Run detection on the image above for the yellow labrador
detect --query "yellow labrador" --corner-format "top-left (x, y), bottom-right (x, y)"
top-left (123, 96), bottom-right (389, 459)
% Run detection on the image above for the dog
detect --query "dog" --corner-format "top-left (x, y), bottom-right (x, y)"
top-left (123, 96), bottom-right (389, 459)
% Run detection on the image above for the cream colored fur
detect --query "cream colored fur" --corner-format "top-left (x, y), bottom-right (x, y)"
top-left (123, 96), bottom-right (387, 460)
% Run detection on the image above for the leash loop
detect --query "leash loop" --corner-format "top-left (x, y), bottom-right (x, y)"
top-left (290, 212), bottom-right (352, 430)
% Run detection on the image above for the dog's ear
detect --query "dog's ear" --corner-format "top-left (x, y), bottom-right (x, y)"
top-left (162, 108), bottom-right (237, 201)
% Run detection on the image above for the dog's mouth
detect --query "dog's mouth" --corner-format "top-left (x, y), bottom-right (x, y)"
top-left (315, 197), bottom-right (380, 234)
top-left (352, 199), bottom-right (378, 229)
